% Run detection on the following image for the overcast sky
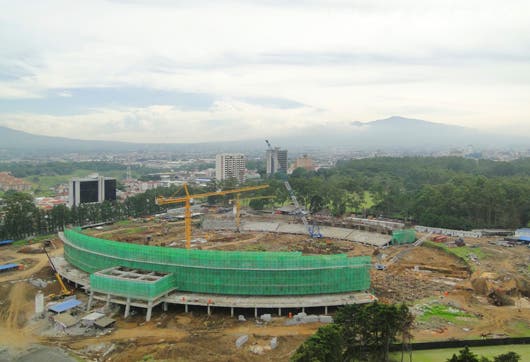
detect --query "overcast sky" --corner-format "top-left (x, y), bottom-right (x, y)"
top-left (0, 0), bottom-right (529, 143)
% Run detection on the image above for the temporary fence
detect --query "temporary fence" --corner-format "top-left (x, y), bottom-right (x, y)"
top-left (64, 228), bottom-right (371, 296)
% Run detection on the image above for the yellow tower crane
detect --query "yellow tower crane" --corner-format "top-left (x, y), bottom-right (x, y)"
top-left (155, 183), bottom-right (269, 249)
top-left (230, 195), bottom-right (276, 232)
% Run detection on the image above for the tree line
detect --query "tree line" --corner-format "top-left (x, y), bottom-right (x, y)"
top-left (0, 185), bottom-right (191, 240)
top-left (3, 156), bottom-right (530, 239)
top-left (270, 157), bottom-right (530, 230)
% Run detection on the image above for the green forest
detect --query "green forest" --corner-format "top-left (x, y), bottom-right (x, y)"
top-left (282, 157), bottom-right (530, 230)
top-left (2, 156), bottom-right (530, 240)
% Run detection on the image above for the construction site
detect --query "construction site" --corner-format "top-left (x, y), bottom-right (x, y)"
top-left (1, 183), bottom-right (530, 361)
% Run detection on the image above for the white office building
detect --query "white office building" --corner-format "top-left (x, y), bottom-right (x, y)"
top-left (215, 153), bottom-right (246, 183)
top-left (68, 174), bottom-right (117, 207)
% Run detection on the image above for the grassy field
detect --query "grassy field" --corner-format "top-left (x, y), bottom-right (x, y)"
top-left (391, 344), bottom-right (530, 362)
top-left (418, 303), bottom-right (475, 323)
top-left (25, 169), bottom-right (128, 189)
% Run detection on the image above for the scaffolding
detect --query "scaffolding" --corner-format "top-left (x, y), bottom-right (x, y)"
top-left (64, 228), bottom-right (371, 296)
top-left (90, 267), bottom-right (176, 301)
top-left (391, 229), bottom-right (416, 245)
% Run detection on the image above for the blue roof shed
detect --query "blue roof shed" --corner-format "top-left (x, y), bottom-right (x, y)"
top-left (48, 298), bottom-right (82, 313)
top-left (0, 263), bottom-right (19, 272)
top-left (515, 228), bottom-right (530, 243)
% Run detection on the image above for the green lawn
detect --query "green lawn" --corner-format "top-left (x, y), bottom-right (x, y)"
top-left (418, 303), bottom-right (475, 323)
top-left (25, 169), bottom-right (128, 191)
top-left (391, 344), bottom-right (530, 362)
top-left (23, 168), bottom-right (135, 196)
top-left (507, 320), bottom-right (530, 337)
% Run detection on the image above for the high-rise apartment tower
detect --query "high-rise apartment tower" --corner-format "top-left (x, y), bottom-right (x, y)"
top-left (266, 147), bottom-right (288, 175)
top-left (215, 153), bottom-right (246, 183)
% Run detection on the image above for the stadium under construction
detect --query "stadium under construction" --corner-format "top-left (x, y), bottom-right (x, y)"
top-left (56, 227), bottom-right (375, 321)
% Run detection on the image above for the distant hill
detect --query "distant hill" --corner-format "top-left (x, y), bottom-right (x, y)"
top-left (0, 125), bottom-right (130, 151)
top-left (274, 116), bottom-right (517, 151)
top-left (0, 116), bottom-right (523, 158)
top-left (0, 125), bottom-right (253, 157)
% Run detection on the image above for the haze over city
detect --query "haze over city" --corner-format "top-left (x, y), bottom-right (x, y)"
top-left (1, 0), bottom-right (529, 142)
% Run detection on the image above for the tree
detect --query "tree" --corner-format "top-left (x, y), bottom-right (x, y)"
top-left (309, 195), bottom-right (324, 214)
top-left (291, 324), bottom-right (343, 362)
top-left (2, 191), bottom-right (39, 239)
top-left (493, 352), bottom-right (521, 362)
top-left (447, 346), bottom-right (479, 362)
top-left (334, 302), bottom-right (413, 362)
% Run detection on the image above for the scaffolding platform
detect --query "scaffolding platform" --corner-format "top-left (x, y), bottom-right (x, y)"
top-left (53, 256), bottom-right (375, 321)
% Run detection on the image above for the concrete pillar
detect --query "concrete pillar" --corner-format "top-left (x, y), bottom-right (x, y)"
top-left (254, 307), bottom-right (258, 319)
top-left (278, 308), bottom-right (282, 317)
top-left (207, 305), bottom-right (211, 316)
top-left (185, 304), bottom-right (188, 313)
top-left (124, 297), bottom-right (131, 318)
top-left (231, 307), bottom-right (234, 317)
top-left (87, 291), bottom-right (94, 311)
top-left (302, 307), bottom-right (305, 313)
top-left (146, 301), bottom-right (153, 322)
top-left (325, 306), bottom-right (328, 315)
top-left (35, 291), bottom-right (44, 315)
top-left (163, 302), bottom-right (168, 312)
top-left (105, 294), bottom-right (111, 308)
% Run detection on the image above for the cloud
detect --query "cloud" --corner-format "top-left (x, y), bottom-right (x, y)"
top-left (0, 98), bottom-right (327, 142)
top-left (0, 0), bottom-right (529, 139)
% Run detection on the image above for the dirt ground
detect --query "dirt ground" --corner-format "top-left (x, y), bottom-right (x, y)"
top-left (1, 216), bottom-right (530, 361)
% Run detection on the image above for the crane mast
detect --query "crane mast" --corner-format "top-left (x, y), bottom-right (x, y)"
top-left (156, 183), bottom-right (269, 248)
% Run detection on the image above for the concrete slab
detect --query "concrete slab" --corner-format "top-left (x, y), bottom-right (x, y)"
top-left (344, 230), bottom-right (390, 247)
top-left (276, 224), bottom-right (307, 234)
top-left (240, 221), bottom-right (279, 232)
top-left (319, 227), bottom-right (353, 239)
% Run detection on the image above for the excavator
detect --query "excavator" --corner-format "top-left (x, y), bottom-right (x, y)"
top-left (43, 246), bottom-right (73, 300)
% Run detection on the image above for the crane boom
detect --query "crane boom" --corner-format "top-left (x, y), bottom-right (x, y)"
top-left (284, 181), bottom-right (322, 238)
top-left (266, 138), bottom-right (321, 238)
top-left (43, 246), bottom-right (73, 297)
top-left (156, 183), bottom-right (269, 248)
top-left (284, 181), bottom-right (309, 228)
top-left (155, 184), bottom-right (269, 205)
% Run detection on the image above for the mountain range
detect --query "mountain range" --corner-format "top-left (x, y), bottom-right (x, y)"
top-left (0, 117), bottom-right (523, 158)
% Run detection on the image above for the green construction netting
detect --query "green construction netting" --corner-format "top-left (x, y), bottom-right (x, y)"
top-left (392, 229), bottom-right (416, 244)
top-left (90, 271), bottom-right (175, 300)
top-left (64, 228), bottom-right (371, 296)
